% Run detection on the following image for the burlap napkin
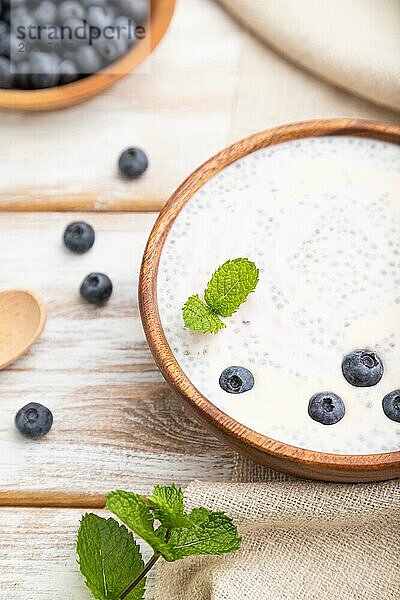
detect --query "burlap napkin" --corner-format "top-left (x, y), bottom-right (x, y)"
top-left (216, 0), bottom-right (400, 113)
top-left (155, 476), bottom-right (400, 599)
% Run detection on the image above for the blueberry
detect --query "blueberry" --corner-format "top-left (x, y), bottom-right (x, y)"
top-left (74, 44), bottom-right (102, 73)
top-left (382, 390), bottom-right (400, 423)
top-left (116, 0), bottom-right (149, 24)
top-left (80, 272), bottom-right (113, 304)
top-left (308, 392), bottom-right (345, 425)
top-left (96, 36), bottom-right (127, 65)
top-left (61, 18), bottom-right (89, 47)
top-left (219, 366), bottom-right (254, 394)
top-left (15, 402), bottom-right (53, 439)
top-left (0, 56), bottom-right (13, 88)
top-left (30, 52), bottom-right (60, 88)
top-left (86, 5), bottom-right (115, 29)
top-left (58, 0), bottom-right (85, 22)
top-left (0, 20), bottom-right (9, 36)
top-left (0, 31), bottom-right (10, 57)
top-left (34, 1), bottom-right (58, 26)
top-left (59, 57), bottom-right (78, 83)
top-left (113, 15), bottom-right (136, 45)
top-left (118, 147), bottom-right (148, 179)
top-left (64, 221), bottom-right (95, 253)
top-left (342, 349), bottom-right (384, 387)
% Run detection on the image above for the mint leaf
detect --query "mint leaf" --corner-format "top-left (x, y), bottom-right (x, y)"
top-left (204, 258), bottom-right (259, 317)
top-left (182, 295), bottom-right (226, 334)
top-left (106, 491), bottom-right (173, 560)
top-left (77, 514), bottom-right (145, 600)
top-left (167, 509), bottom-right (242, 560)
top-left (147, 484), bottom-right (191, 529)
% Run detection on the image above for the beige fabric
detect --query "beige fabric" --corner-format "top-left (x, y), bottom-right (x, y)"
top-left (155, 477), bottom-right (400, 599)
top-left (216, 0), bottom-right (400, 113)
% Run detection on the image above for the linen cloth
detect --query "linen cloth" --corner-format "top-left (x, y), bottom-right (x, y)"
top-left (155, 477), bottom-right (400, 599)
top-left (216, 0), bottom-right (400, 113)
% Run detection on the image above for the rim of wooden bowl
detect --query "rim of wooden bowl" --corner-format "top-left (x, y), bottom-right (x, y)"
top-left (0, 0), bottom-right (175, 111)
top-left (139, 118), bottom-right (400, 481)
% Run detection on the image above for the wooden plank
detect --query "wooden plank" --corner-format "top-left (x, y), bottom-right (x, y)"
top-left (0, 0), bottom-right (244, 212)
top-left (0, 507), bottom-right (157, 599)
top-left (0, 213), bottom-right (236, 503)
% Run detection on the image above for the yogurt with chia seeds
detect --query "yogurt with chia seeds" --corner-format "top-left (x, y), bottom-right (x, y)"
top-left (157, 136), bottom-right (400, 455)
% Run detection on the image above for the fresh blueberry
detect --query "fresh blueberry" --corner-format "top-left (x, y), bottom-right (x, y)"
top-left (219, 366), bottom-right (254, 394)
top-left (86, 4), bottom-right (115, 29)
top-left (116, 0), bottom-right (149, 24)
top-left (382, 390), bottom-right (400, 423)
top-left (118, 147), bottom-right (148, 179)
top-left (82, 0), bottom-right (108, 7)
top-left (10, 7), bottom-right (36, 33)
top-left (308, 392), bottom-right (345, 425)
top-left (34, 1), bottom-right (58, 26)
top-left (58, 0), bottom-right (85, 23)
top-left (96, 36), bottom-right (127, 65)
top-left (15, 402), bottom-right (53, 439)
top-left (0, 20), bottom-right (9, 36)
top-left (59, 57), bottom-right (78, 83)
top-left (0, 31), bottom-right (10, 57)
top-left (61, 18), bottom-right (89, 49)
top-left (74, 44), bottom-right (102, 73)
top-left (0, 56), bottom-right (13, 88)
top-left (113, 15), bottom-right (136, 45)
top-left (30, 52), bottom-right (60, 88)
top-left (64, 221), bottom-right (95, 253)
top-left (80, 272), bottom-right (113, 304)
top-left (342, 349), bottom-right (384, 387)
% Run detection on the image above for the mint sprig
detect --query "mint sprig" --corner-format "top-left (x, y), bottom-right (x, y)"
top-left (77, 514), bottom-right (145, 600)
top-left (77, 484), bottom-right (241, 600)
top-left (182, 258), bottom-right (259, 333)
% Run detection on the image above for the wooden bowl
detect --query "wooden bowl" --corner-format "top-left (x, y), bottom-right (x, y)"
top-left (0, 0), bottom-right (175, 111)
top-left (139, 118), bottom-right (400, 482)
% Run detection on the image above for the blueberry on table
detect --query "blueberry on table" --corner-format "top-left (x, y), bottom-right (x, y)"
top-left (118, 147), bottom-right (148, 179)
top-left (382, 390), bottom-right (400, 423)
top-left (15, 403), bottom-right (53, 439)
top-left (80, 273), bottom-right (113, 304)
top-left (219, 366), bottom-right (254, 394)
top-left (64, 221), bottom-right (95, 253)
top-left (308, 392), bottom-right (345, 425)
top-left (342, 349), bottom-right (384, 387)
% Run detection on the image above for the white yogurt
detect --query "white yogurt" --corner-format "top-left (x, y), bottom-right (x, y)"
top-left (157, 136), bottom-right (400, 455)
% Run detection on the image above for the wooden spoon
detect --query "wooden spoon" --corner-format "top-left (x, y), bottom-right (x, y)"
top-left (0, 289), bottom-right (46, 370)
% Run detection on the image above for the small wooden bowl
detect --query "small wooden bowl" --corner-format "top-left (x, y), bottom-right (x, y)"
top-left (139, 118), bottom-right (400, 483)
top-left (0, 0), bottom-right (175, 111)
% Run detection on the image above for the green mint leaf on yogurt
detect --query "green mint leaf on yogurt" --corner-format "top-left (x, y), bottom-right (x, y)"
top-left (77, 514), bottom-right (145, 600)
top-left (204, 258), bottom-right (259, 317)
top-left (182, 294), bottom-right (226, 334)
top-left (182, 258), bottom-right (259, 333)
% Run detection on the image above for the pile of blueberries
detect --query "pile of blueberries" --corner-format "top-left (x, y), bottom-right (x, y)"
top-left (15, 146), bottom-right (148, 440)
top-left (218, 355), bottom-right (400, 426)
top-left (0, 0), bottom-right (149, 89)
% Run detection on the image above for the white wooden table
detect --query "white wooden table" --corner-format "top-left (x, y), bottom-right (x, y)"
top-left (0, 1), bottom-right (399, 598)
